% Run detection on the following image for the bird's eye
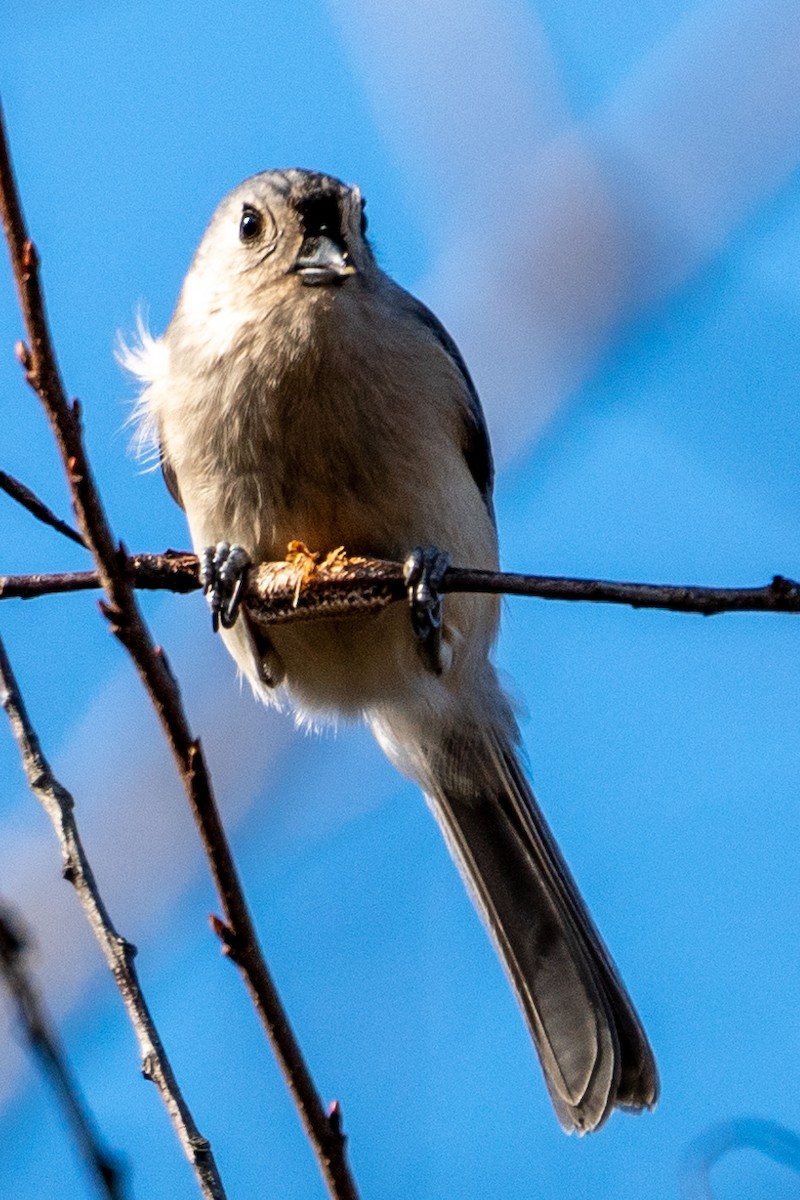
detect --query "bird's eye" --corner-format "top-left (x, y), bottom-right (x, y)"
top-left (239, 206), bottom-right (263, 242)
top-left (360, 200), bottom-right (368, 236)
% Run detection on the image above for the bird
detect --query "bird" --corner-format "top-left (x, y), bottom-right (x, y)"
top-left (123, 168), bottom-right (658, 1132)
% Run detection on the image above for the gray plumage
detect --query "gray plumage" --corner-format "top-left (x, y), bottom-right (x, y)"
top-left (124, 168), bottom-right (658, 1132)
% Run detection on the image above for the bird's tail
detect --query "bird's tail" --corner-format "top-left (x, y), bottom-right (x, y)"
top-left (372, 704), bottom-right (659, 1132)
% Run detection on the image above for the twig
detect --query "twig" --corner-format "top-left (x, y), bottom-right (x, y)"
top-left (245, 552), bottom-right (800, 621)
top-left (0, 637), bottom-right (225, 1200)
top-left (0, 105), bottom-right (359, 1200)
top-left (440, 568), bottom-right (800, 617)
top-left (0, 902), bottom-right (126, 1200)
top-left (0, 468), bottom-right (86, 547)
top-left (0, 553), bottom-right (198, 601)
top-left (3, 546), bottom-right (800, 620)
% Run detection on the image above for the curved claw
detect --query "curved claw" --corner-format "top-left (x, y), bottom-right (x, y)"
top-left (200, 542), bottom-right (251, 632)
top-left (403, 545), bottom-right (451, 674)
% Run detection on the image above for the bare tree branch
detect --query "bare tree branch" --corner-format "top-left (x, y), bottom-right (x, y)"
top-left (0, 636), bottom-right (225, 1199)
top-left (0, 902), bottom-right (127, 1200)
top-left (0, 553), bottom-right (198, 601)
top-left (244, 548), bottom-right (800, 621)
top-left (0, 469), bottom-right (86, 547)
top-left (0, 105), bottom-right (358, 1200)
top-left (3, 544), bottom-right (800, 620)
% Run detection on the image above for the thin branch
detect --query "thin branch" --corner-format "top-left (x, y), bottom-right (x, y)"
top-left (0, 105), bottom-right (359, 1200)
top-left (0, 902), bottom-right (127, 1200)
top-left (440, 568), bottom-right (800, 617)
top-left (0, 469), bottom-right (86, 547)
top-left (0, 553), bottom-right (198, 601)
top-left (245, 550), bottom-right (800, 621)
top-left (0, 637), bottom-right (226, 1200)
top-left (0, 568), bottom-right (110, 600)
top-left (3, 545), bottom-right (800, 620)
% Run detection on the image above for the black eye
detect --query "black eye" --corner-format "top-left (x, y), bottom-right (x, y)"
top-left (239, 206), bottom-right (263, 242)
top-left (360, 200), bottom-right (368, 235)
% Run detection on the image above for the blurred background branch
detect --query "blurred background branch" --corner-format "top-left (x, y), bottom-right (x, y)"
top-left (0, 634), bottom-right (227, 1199)
top-left (0, 900), bottom-right (127, 1200)
top-left (681, 1118), bottom-right (800, 1199)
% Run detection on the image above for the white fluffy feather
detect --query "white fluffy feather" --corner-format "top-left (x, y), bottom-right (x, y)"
top-left (116, 312), bottom-right (170, 467)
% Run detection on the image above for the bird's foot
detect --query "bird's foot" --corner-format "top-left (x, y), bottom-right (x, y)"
top-left (200, 542), bottom-right (251, 631)
top-left (403, 545), bottom-right (451, 674)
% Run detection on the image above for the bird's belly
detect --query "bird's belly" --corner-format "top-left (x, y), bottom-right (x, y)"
top-left (265, 491), bottom-right (439, 715)
top-left (189, 425), bottom-right (500, 719)
top-left (266, 602), bottom-right (423, 718)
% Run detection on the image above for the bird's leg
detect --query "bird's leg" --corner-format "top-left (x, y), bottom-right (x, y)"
top-left (403, 545), bottom-right (451, 675)
top-left (200, 542), bottom-right (251, 631)
top-left (241, 611), bottom-right (286, 688)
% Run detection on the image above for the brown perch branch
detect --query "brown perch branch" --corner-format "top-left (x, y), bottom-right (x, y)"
top-left (2, 543), bottom-right (800, 620)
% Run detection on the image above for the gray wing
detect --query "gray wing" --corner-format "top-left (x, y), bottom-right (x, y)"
top-left (402, 293), bottom-right (495, 518)
top-left (160, 447), bottom-right (183, 509)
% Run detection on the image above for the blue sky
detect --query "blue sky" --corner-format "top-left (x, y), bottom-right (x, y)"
top-left (2, 2), bottom-right (800, 1197)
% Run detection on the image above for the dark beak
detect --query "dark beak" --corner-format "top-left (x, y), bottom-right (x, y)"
top-left (293, 234), bottom-right (357, 286)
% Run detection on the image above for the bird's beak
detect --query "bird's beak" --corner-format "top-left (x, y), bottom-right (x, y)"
top-left (293, 235), bottom-right (357, 286)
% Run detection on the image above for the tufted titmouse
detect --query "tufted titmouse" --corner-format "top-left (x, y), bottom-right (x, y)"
top-left (125, 169), bottom-right (658, 1132)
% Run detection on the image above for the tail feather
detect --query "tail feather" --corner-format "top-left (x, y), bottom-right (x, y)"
top-left (391, 714), bottom-right (658, 1133)
top-left (496, 742), bottom-right (658, 1118)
